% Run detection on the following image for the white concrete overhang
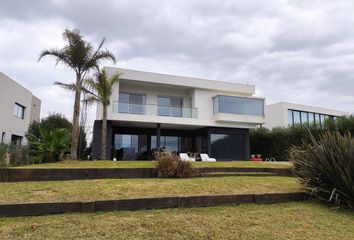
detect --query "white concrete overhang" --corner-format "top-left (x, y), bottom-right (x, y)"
top-left (104, 66), bottom-right (255, 95)
top-left (213, 113), bottom-right (266, 125)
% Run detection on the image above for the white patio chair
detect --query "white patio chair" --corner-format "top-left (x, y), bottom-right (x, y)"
top-left (179, 153), bottom-right (196, 161)
top-left (200, 154), bottom-right (216, 162)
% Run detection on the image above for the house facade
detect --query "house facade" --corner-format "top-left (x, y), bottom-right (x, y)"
top-left (0, 72), bottom-right (41, 145)
top-left (92, 67), bottom-right (265, 161)
top-left (264, 102), bottom-right (348, 129)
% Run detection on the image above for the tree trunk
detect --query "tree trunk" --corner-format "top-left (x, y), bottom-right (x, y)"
top-left (70, 73), bottom-right (81, 160)
top-left (101, 105), bottom-right (107, 160)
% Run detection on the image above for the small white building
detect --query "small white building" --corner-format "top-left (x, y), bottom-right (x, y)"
top-left (93, 67), bottom-right (265, 160)
top-left (0, 72), bottom-right (41, 145)
top-left (264, 102), bottom-right (348, 129)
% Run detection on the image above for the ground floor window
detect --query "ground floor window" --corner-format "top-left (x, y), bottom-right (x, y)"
top-left (113, 134), bottom-right (147, 160)
top-left (151, 136), bottom-right (180, 152)
top-left (11, 135), bottom-right (23, 146)
top-left (210, 134), bottom-right (246, 160)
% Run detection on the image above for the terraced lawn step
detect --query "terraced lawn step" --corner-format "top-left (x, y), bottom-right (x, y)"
top-left (0, 192), bottom-right (307, 217)
top-left (0, 167), bottom-right (293, 182)
top-left (201, 172), bottom-right (277, 177)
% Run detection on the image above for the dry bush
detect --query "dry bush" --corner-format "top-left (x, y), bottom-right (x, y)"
top-left (154, 151), bottom-right (196, 178)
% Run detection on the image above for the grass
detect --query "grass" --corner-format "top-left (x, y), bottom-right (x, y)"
top-left (0, 176), bottom-right (300, 204)
top-left (14, 160), bottom-right (293, 169)
top-left (0, 202), bottom-right (353, 239)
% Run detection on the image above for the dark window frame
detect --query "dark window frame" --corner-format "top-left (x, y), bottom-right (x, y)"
top-left (14, 103), bottom-right (25, 119)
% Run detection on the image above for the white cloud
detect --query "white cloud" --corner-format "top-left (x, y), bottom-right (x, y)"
top-left (0, 0), bottom-right (353, 136)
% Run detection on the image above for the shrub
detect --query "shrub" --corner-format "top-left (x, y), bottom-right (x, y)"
top-left (250, 120), bottom-right (350, 161)
top-left (30, 128), bottom-right (71, 163)
top-left (155, 152), bottom-right (196, 178)
top-left (8, 144), bottom-right (33, 166)
top-left (291, 131), bottom-right (354, 209)
top-left (26, 113), bottom-right (89, 160)
top-left (0, 144), bottom-right (7, 167)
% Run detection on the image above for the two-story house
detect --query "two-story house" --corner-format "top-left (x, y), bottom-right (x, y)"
top-left (0, 72), bottom-right (41, 145)
top-left (92, 67), bottom-right (265, 161)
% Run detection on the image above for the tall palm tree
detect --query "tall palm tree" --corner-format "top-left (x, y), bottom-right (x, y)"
top-left (39, 29), bottom-right (116, 159)
top-left (84, 69), bottom-right (120, 159)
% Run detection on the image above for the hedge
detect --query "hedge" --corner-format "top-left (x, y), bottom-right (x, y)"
top-left (250, 116), bottom-right (354, 161)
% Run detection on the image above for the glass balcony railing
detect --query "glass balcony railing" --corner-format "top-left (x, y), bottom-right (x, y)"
top-left (113, 101), bottom-right (198, 118)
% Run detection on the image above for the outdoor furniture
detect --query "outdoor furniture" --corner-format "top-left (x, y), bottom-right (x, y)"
top-left (250, 154), bottom-right (263, 162)
top-left (200, 154), bottom-right (216, 162)
top-left (179, 153), bottom-right (196, 161)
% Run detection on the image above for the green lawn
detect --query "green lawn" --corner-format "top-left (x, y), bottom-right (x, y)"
top-left (0, 176), bottom-right (300, 204)
top-left (0, 202), bottom-right (353, 240)
top-left (14, 160), bottom-right (293, 169)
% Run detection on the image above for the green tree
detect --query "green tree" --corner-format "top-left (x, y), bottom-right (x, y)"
top-left (39, 29), bottom-right (116, 159)
top-left (27, 113), bottom-right (71, 139)
top-left (84, 69), bottom-right (120, 159)
top-left (26, 113), bottom-right (89, 160)
top-left (31, 128), bottom-right (71, 163)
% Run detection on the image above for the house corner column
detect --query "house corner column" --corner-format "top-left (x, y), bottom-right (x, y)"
top-left (156, 123), bottom-right (161, 150)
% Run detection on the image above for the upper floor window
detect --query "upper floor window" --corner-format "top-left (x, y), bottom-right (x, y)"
top-left (14, 103), bottom-right (25, 119)
top-left (118, 92), bottom-right (146, 114)
top-left (287, 109), bottom-right (337, 127)
top-left (157, 96), bottom-right (183, 117)
top-left (213, 96), bottom-right (264, 116)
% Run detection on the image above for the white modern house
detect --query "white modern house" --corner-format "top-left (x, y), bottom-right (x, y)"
top-left (0, 72), bottom-right (41, 145)
top-left (92, 67), bottom-right (265, 160)
top-left (265, 102), bottom-right (348, 129)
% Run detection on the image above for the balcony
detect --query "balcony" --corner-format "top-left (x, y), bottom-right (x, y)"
top-left (113, 101), bottom-right (198, 118)
top-left (213, 95), bottom-right (265, 124)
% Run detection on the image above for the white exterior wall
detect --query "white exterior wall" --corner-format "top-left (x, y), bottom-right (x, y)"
top-left (98, 67), bottom-right (265, 129)
top-left (0, 72), bottom-right (41, 144)
top-left (264, 102), bottom-right (349, 129)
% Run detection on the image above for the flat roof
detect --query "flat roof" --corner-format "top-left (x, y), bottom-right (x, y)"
top-left (267, 102), bottom-right (349, 116)
top-left (104, 67), bottom-right (255, 95)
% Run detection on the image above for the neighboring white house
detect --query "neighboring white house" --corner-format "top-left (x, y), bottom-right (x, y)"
top-left (93, 67), bottom-right (265, 160)
top-left (264, 102), bottom-right (348, 129)
top-left (0, 72), bottom-right (41, 145)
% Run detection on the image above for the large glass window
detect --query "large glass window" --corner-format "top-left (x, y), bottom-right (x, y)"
top-left (293, 111), bottom-right (301, 125)
top-left (214, 96), bottom-right (264, 116)
top-left (151, 136), bottom-right (180, 152)
top-left (157, 96), bottom-right (183, 117)
top-left (288, 110), bottom-right (293, 126)
top-left (315, 113), bottom-right (320, 124)
top-left (14, 103), bottom-right (25, 119)
top-left (210, 134), bottom-right (246, 160)
top-left (118, 92), bottom-right (145, 114)
top-left (301, 112), bottom-right (308, 124)
top-left (308, 112), bottom-right (314, 124)
top-left (114, 134), bottom-right (147, 160)
top-left (287, 109), bottom-right (338, 127)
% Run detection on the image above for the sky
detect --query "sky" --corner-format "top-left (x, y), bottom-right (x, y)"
top-left (1, 0), bottom-right (354, 136)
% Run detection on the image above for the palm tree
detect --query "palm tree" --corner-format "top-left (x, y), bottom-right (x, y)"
top-left (39, 29), bottom-right (116, 159)
top-left (84, 69), bottom-right (120, 159)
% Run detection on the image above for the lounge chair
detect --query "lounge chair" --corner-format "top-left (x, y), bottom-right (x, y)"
top-left (179, 153), bottom-right (196, 161)
top-left (200, 154), bottom-right (216, 162)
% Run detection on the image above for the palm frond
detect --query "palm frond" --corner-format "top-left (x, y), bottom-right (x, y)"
top-left (54, 82), bottom-right (76, 92)
top-left (83, 95), bottom-right (99, 106)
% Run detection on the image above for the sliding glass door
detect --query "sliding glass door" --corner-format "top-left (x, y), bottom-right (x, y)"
top-left (118, 92), bottom-right (146, 114)
top-left (157, 96), bottom-right (183, 117)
